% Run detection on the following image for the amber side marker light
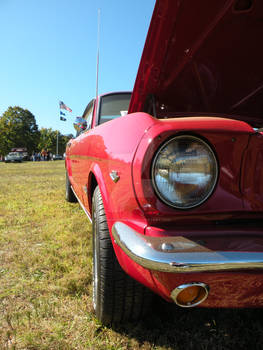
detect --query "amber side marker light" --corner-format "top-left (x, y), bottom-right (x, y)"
top-left (171, 282), bottom-right (209, 307)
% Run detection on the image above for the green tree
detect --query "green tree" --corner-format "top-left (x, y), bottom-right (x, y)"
top-left (38, 128), bottom-right (73, 155)
top-left (0, 106), bottom-right (39, 155)
top-left (59, 134), bottom-right (73, 155)
top-left (38, 128), bottom-right (58, 153)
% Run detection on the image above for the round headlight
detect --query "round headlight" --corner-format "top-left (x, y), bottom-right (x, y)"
top-left (152, 135), bottom-right (218, 209)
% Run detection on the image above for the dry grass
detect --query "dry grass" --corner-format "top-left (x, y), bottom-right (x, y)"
top-left (0, 161), bottom-right (262, 349)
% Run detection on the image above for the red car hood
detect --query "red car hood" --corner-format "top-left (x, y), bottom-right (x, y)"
top-left (129, 0), bottom-right (263, 127)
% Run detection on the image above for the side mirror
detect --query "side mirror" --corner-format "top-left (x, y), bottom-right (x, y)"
top-left (73, 117), bottom-right (87, 136)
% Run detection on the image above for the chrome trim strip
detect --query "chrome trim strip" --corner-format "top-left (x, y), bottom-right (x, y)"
top-left (71, 186), bottom-right (92, 223)
top-left (112, 222), bottom-right (263, 273)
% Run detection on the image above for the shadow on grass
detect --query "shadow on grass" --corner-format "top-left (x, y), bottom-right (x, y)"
top-left (112, 297), bottom-right (263, 350)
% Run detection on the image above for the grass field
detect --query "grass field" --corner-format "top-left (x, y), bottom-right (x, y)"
top-left (0, 161), bottom-right (262, 349)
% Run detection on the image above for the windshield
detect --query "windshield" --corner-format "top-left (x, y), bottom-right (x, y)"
top-left (9, 152), bottom-right (20, 156)
top-left (99, 93), bottom-right (131, 124)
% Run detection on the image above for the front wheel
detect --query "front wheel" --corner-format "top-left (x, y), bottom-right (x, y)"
top-left (92, 186), bottom-right (152, 325)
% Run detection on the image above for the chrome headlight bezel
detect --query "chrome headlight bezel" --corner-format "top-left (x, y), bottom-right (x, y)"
top-left (151, 135), bottom-right (218, 209)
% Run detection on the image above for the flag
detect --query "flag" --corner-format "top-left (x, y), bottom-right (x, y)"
top-left (59, 100), bottom-right (72, 112)
top-left (60, 116), bottom-right (67, 121)
top-left (60, 111), bottom-right (66, 116)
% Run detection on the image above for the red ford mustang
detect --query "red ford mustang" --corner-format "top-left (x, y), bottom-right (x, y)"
top-left (65, 0), bottom-right (263, 325)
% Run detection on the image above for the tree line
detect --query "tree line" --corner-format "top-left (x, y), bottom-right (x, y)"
top-left (0, 106), bottom-right (73, 156)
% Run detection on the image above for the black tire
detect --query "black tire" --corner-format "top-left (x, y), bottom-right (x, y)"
top-left (65, 171), bottom-right (77, 202)
top-left (92, 186), bottom-right (152, 325)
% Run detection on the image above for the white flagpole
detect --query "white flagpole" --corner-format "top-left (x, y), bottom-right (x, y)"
top-left (57, 102), bottom-right (59, 156)
top-left (56, 131), bottom-right (59, 155)
top-left (96, 9), bottom-right (101, 100)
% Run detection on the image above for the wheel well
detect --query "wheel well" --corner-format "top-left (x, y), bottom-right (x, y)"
top-left (89, 173), bottom-right (98, 214)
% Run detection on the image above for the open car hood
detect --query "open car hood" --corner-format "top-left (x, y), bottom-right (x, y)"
top-left (129, 0), bottom-right (263, 127)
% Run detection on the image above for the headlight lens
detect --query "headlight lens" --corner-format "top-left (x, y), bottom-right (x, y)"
top-left (152, 135), bottom-right (218, 209)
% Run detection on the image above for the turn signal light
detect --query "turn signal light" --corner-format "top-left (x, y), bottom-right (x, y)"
top-left (171, 282), bottom-right (209, 307)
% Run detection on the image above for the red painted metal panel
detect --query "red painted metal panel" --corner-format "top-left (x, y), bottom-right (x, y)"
top-left (129, 0), bottom-right (263, 127)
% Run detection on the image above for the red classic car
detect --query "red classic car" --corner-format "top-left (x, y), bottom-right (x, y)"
top-left (65, 0), bottom-right (263, 325)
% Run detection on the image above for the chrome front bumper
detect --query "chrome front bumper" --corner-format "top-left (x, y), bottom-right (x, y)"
top-left (112, 222), bottom-right (263, 273)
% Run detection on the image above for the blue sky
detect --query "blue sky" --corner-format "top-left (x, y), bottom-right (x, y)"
top-left (0, 0), bottom-right (155, 135)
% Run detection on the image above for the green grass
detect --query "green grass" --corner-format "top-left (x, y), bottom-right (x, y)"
top-left (0, 161), bottom-right (262, 349)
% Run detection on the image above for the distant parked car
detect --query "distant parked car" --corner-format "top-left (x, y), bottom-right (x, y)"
top-left (11, 148), bottom-right (29, 161)
top-left (53, 154), bottom-right (63, 161)
top-left (5, 152), bottom-right (23, 163)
